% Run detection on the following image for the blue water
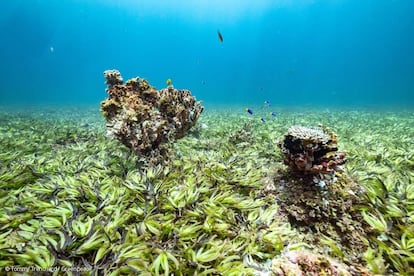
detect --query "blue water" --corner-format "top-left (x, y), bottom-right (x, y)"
top-left (1, 0), bottom-right (413, 107)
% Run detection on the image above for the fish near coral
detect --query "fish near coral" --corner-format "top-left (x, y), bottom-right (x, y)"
top-left (246, 108), bottom-right (253, 115)
top-left (166, 78), bottom-right (172, 86)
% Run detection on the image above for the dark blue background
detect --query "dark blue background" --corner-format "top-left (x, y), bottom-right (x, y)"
top-left (1, 0), bottom-right (413, 107)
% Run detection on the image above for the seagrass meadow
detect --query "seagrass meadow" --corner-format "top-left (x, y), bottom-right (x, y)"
top-left (0, 105), bottom-right (413, 275)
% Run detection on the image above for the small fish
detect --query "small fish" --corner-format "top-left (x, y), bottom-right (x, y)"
top-left (166, 78), bottom-right (172, 85)
top-left (217, 30), bottom-right (223, 42)
top-left (270, 111), bottom-right (277, 117)
top-left (261, 117), bottom-right (266, 123)
top-left (262, 100), bottom-right (270, 109)
top-left (246, 108), bottom-right (253, 115)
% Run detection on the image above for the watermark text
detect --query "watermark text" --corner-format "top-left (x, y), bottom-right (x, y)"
top-left (3, 266), bottom-right (92, 273)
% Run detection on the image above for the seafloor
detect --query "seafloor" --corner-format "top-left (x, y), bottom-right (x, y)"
top-left (0, 105), bottom-right (413, 275)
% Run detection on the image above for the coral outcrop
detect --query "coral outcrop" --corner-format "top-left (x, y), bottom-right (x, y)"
top-left (274, 126), bottom-right (368, 264)
top-left (278, 125), bottom-right (346, 176)
top-left (101, 69), bottom-right (203, 165)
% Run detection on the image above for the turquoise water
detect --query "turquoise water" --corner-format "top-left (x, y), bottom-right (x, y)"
top-left (0, 0), bottom-right (413, 108)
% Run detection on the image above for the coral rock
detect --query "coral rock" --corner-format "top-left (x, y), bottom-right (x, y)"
top-left (278, 126), bottom-right (346, 175)
top-left (101, 70), bottom-right (203, 165)
top-left (275, 126), bottom-right (367, 263)
top-left (270, 250), bottom-right (372, 276)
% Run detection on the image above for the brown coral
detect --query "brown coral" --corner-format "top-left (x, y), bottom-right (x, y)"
top-left (278, 125), bottom-right (346, 176)
top-left (100, 70), bottom-right (203, 165)
top-left (274, 126), bottom-right (368, 263)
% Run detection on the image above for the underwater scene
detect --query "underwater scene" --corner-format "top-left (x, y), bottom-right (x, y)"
top-left (1, 0), bottom-right (413, 275)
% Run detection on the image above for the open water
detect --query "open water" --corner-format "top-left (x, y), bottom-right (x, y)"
top-left (0, 0), bottom-right (413, 108)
